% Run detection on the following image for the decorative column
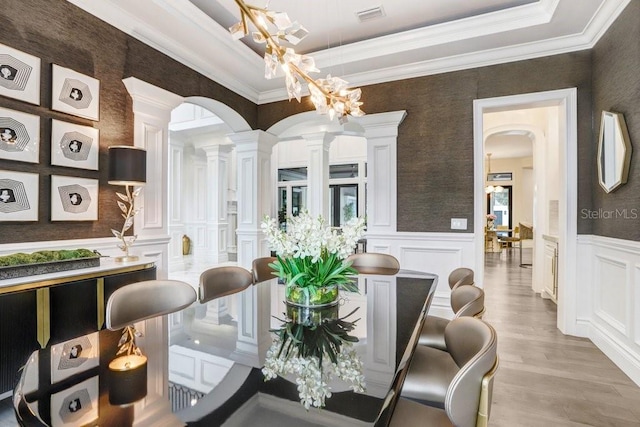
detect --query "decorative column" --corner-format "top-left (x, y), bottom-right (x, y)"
top-left (122, 77), bottom-right (184, 277)
top-left (198, 142), bottom-right (233, 263)
top-left (122, 78), bottom-right (183, 405)
top-left (228, 130), bottom-right (278, 269)
top-left (228, 130), bottom-right (277, 367)
top-left (303, 132), bottom-right (333, 219)
top-left (362, 111), bottom-right (407, 235)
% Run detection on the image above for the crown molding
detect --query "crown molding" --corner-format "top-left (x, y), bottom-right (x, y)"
top-left (67, 0), bottom-right (630, 106)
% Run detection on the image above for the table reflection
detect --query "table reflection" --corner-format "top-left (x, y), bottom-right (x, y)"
top-left (171, 270), bottom-right (436, 425)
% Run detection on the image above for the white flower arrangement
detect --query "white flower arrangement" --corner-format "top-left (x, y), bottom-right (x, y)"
top-left (261, 211), bottom-right (366, 305)
top-left (262, 337), bottom-right (365, 410)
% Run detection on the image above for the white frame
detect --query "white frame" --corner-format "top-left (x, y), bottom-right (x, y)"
top-left (51, 64), bottom-right (100, 121)
top-left (51, 119), bottom-right (99, 170)
top-left (50, 376), bottom-right (99, 427)
top-left (0, 106), bottom-right (40, 163)
top-left (0, 43), bottom-right (41, 105)
top-left (51, 175), bottom-right (99, 221)
top-left (0, 169), bottom-right (39, 221)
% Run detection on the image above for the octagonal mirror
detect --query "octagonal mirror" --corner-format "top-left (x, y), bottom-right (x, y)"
top-left (597, 111), bottom-right (632, 193)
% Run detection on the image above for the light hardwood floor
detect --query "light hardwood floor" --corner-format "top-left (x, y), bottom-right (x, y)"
top-left (484, 250), bottom-right (640, 427)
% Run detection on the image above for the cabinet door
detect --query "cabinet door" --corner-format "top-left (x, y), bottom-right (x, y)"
top-left (49, 278), bottom-right (98, 345)
top-left (0, 289), bottom-right (38, 393)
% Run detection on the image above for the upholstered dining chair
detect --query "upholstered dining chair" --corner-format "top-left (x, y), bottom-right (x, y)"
top-left (397, 317), bottom-right (499, 427)
top-left (346, 252), bottom-right (400, 275)
top-left (251, 256), bottom-right (277, 283)
top-left (106, 279), bottom-right (197, 330)
top-left (418, 285), bottom-right (485, 351)
top-left (199, 266), bottom-right (254, 303)
top-left (448, 267), bottom-right (474, 290)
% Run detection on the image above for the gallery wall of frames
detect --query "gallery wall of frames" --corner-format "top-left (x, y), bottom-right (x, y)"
top-left (0, 44), bottom-right (101, 223)
top-left (0, 0), bottom-right (258, 245)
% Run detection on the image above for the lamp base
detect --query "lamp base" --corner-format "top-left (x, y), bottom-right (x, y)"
top-left (114, 255), bottom-right (139, 263)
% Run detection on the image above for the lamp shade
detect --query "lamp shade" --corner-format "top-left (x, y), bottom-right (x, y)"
top-left (108, 146), bottom-right (147, 186)
top-left (108, 354), bottom-right (147, 406)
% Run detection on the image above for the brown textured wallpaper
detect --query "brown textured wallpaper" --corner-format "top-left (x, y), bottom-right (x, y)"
top-left (0, 0), bottom-right (257, 244)
top-left (259, 52), bottom-right (593, 233)
top-left (591, 0), bottom-right (640, 241)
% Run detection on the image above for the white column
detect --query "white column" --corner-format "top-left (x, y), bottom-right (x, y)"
top-left (122, 77), bottom-right (184, 277)
top-left (303, 132), bottom-right (333, 219)
top-left (228, 130), bottom-right (278, 270)
top-left (200, 143), bottom-right (233, 263)
top-left (361, 111), bottom-right (407, 234)
top-left (122, 78), bottom-right (183, 407)
top-left (168, 137), bottom-right (186, 271)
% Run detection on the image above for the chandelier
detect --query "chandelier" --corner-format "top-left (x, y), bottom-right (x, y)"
top-left (229, 0), bottom-right (364, 123)
top-left (485, 153), bottom-right (504, 194)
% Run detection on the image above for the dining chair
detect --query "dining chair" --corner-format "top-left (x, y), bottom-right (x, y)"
top-left (106, 279), bottom-right (197, 330)
top-left (397, 317), bottom-right (499, 427)
top-left (252, 256), bottom-right (277, 283)
top-left (346, 252), bottom-right (400, 275)
top-left (519, 222), bottom-right (534, 267)
top-left (498, 225), bottom-right (520, 251)
top-left (418, 285), bottom-right (485, 351)
top-left (448, 267), bottom-right (474, 290)
top-left (199, 266), bottom-right (254, 303)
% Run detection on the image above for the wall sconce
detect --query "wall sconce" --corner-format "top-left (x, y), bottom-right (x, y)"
top-left (107, 146), bottom-right (146, 262)
top-left (108, 326), bottom-right (147, 406)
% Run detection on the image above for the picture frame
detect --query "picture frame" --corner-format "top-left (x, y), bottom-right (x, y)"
top-left (51, 119), bottom-right (99, 170)
top-left (0, 106), bottom-right (40, 163)
top-left (0, 170), bottom-right (39, 221)
top-left (50, 332), bottom-right (100, 384)
top-left (50, 376), bottom-right (99, 427)
top-left (51, 64), bottom-right (100, 121)
top-left (0, 43), bottom-right (41, 105)
top-left (51, 175), bottom-right (98, 221)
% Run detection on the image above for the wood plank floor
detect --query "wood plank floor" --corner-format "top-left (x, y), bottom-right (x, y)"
top-left (484, 250), bottom-right (640, 427)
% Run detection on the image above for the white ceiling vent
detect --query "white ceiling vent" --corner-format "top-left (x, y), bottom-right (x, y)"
top-left (355, 6), bottom-right (385, 23)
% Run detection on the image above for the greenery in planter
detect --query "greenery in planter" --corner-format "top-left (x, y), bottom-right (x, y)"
top-left (0, 249), bottom-right (98, 267)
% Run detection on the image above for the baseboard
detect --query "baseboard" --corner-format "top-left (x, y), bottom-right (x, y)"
top-left (589, 322), bottom-right (640, 387)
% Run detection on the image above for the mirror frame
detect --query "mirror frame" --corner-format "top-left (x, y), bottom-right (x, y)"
top-left (597, 111), bottom-right (632, 193)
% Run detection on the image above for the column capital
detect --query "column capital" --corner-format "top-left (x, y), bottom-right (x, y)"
top-left (197, 142), bottom-right (234, 157)
top-left (229, 130), bottom-right (278, 154)
top-left (123, 77), bottom-right (184, 121)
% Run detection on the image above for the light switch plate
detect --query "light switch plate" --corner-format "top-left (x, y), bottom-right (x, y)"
top-left (451, 218), bottom-right (467, 230)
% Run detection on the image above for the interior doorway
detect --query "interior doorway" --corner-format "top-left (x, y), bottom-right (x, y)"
top-left (473, 88), bottom-right (578, 335)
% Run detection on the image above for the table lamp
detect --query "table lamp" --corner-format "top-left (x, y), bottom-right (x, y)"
top-left (108, 146), bottom-right (146, 262)
top-left (108, 325), bottom-right (147, 406)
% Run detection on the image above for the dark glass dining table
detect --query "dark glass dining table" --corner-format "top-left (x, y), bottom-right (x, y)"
top-left (14, 270), bottom-right (437, 427)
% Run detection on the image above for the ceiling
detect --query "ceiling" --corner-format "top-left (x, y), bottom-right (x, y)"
top-left (66, 0), bottom-right (629, 106)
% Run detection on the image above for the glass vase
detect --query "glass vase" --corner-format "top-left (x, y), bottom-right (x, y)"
top-left (285, 283), bottom-right (339, 307)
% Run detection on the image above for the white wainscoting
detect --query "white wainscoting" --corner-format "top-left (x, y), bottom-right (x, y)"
top-left (577, 235), bottom-right (640, 386)
top-left (365, 232), bottom-right (475, 319)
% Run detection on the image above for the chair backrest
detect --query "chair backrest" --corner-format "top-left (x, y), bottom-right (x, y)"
top-left (448, 267), bottom-right (474, 290)
top-left (106, 280), bottom-right (197, 330)
top-left (451, 285), bottom-right (485, 318)
top-left (519, 222), bottom-right (533, 240)
top-left (252, 256), bottom-right (277, 283)
top-left (346, 253), bottom-right (400, 275)
top-left (199, 266), bottom-right (254, 303)
top-left (443, 317), bottom-right (498, 427)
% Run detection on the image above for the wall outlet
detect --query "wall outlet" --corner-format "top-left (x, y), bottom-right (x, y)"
top-left (451, 218), bottom-right (467, 230)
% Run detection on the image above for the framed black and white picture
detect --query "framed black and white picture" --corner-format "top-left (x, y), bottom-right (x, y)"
top-left (51, 120), bottom-right (99, 170)
top-left (51, 175), bottom-right (98, 221)
top-left (51, 332), bottom-right (99, 384)
top-left (50, 376), bottom-right (99, 427)
top-left (0, 170), bottom-right (39, 221)
top-left (0, 107), bottom-right (40, 163)
top-left (51, 65), bottom-right (100, 121)
top-left (0, 43), bottom-right (41, 105)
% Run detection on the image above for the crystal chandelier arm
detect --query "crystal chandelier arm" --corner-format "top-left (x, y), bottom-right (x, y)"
top-left (231, 0), bottom-right (364, 121)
